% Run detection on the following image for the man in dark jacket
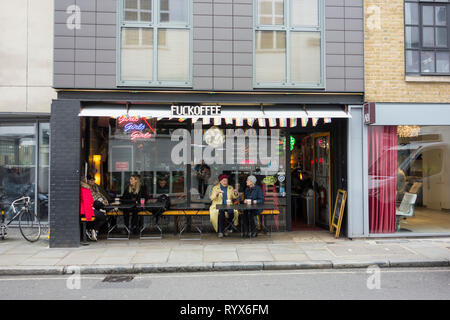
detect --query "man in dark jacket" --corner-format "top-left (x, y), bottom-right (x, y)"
top-left (242, 175), bottom-right (264, 238)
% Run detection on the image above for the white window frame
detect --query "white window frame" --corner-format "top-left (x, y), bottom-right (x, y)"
top-left (253, 0), bottom-right (325, 89)
top-left (117, 0), bottom-right (193, 87)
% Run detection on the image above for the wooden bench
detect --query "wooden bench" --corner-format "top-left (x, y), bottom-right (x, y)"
top-left (105, 209), bottom-right (280, 240)
top-left (107, 210), bottom-right (280, 216)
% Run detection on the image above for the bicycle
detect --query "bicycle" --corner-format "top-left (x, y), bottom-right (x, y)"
top-left (0, 196), bottom-right (41, 242)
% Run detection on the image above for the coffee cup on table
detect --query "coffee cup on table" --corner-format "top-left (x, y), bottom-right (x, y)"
top-left (226, 199), bottom-right (232, 205)
top-left (245, 199), bottom-right (251, 205)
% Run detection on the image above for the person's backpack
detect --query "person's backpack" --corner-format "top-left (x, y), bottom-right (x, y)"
top-left (155, 194), bottom-right (171, 216)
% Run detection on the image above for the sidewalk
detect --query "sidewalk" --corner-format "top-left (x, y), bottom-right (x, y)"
top-left (0, 229), bottom-right (449, 275)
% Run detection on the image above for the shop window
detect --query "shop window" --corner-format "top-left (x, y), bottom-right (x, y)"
top-left (0, 122), bottom-right (50, 224)
top-left (254, 0), bottom-right (324, 88)
top-left (101, 118), bottom-right (189, 200)
top-left (190, 122), bottom-right (287, 230)
top-left (405, 0), bottom-right (450, 75)
top-left (84, 117), bottom-right (288, 230)
top-left (368, 125), bottom-right (450, 234)
top-left (119, 0), bottom-right (191, 86)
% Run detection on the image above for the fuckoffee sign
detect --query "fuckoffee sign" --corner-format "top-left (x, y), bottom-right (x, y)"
top-left (171, 105), bottom-right (222, 117)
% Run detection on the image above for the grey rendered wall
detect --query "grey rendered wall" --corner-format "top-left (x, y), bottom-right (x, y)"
top-left (53, 0), bottom-right (364, 92)
top-left (325, 0), bottom-right (364, 92)
top-left (347, 105), bottom-right (367, 238)
top-left (193, 0), bottom-right (253, 91)
top-left (54, 0), bottom-right (117, 89)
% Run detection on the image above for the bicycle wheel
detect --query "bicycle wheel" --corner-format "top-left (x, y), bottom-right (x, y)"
top-left (19, 208), bottom-right (41, 242)
top-left (0, 224), bottom-right (6, 240)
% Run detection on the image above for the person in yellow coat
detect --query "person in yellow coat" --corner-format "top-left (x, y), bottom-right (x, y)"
top-left (209, 174), bottom-right (239, 238)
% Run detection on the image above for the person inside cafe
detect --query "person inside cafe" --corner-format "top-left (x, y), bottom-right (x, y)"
top-left (156, 177), bottom-right (170, 194)
top-left (86, 175), bottom-right (110, 209)
top-left (195, 160), bottom-right (211, 198)
top-left (122, 174), bottom-right (147, 235)
top-left (209, 174), bottom-right (239, 238)
top-left (80, 176), bottom-right (107, 241)
top-left (242, 175), bottom-right (264, 238)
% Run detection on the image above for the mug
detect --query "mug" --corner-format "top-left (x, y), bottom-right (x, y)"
top-left (245, 199), bottom-right (252, 205)
top-left (226, 199), bottom-right (232, 205)
top-left (140, 198), bottom-right (145, 206)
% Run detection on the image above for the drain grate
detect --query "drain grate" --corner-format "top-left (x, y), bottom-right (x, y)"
top-left (102, 275), bottom-right (134, 283)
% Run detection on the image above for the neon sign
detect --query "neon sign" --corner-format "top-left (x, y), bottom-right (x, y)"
top-left (117, 115), bottom-right (155, 141)
top-left (290, 136), bottom-right (295, 151)
top-left (124, 123), bottom-right (146, 132)
top-left (131, 131), bottom-right (152, 142)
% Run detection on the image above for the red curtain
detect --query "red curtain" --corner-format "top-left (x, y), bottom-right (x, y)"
top-left (368, 126), bottom-right (398, 233)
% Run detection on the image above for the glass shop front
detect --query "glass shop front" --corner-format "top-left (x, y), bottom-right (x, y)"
top-left (79, 104), bottom-right (349, 236)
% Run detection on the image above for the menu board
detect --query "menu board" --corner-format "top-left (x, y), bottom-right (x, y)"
top-left (331, 189), bottom-right (347, 238)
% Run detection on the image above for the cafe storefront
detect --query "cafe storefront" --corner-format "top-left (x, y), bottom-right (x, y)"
top-left (49, 94), bottom-right (365, 248)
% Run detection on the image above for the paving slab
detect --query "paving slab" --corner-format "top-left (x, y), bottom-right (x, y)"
top-left (30, 249), bottom-right (71, 259)
top-left (131, 251), bottom-right (170, 264)
top-left (237, 248), bottom-right (274, 262)
top-left (0, 255), bottom-right (32, 266)
top-left (204, 250), bottom-right (239, 263)
top-left (304, 249), bottom-right (336, 260)
top-left (272, 253), bottom-right (309, 262)
top-left (168, 249), bottom-right (203, 263)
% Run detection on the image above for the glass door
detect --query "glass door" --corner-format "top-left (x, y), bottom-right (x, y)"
top-left (312, 132), bottom-right (331, 229)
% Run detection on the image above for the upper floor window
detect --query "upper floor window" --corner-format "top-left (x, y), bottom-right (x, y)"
top-left (118, 0), bottom-right (192, 86)
top-left (254, 0), bottom-right (324, 88)
top-left (405, 0), bottom-right (450, 75)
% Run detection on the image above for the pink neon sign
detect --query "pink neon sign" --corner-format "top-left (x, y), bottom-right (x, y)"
top-left (117, 115), bottom-right (155, 141)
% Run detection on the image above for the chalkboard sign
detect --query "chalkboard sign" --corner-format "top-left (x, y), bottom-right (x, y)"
top-left (331, 189), bottom-right (347, 238)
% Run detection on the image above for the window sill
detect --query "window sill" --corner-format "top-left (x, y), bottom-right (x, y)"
top-left (405, 75), bottom-right (450, 83)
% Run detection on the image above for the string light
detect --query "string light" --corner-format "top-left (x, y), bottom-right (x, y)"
top-left (398, 125), bottom-right (421, 138)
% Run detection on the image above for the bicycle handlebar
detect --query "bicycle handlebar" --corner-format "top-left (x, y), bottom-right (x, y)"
top-left (11, 196), bottom-right (31, 207)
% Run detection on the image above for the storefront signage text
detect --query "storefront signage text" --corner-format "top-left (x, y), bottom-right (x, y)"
top-left (364, 102), bottom-right (376, 125)
top-left (115, 162), bottom-right (129, 171)
top-left (171, 105), bottom-right (222, 117)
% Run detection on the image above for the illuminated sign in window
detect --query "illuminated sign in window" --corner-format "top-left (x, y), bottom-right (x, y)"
top-left (116, 115), bottom-right (155, 141)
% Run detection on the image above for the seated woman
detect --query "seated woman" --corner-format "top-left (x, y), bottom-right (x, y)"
top-left (209, 174), bottom-right (239, 238)
top-left (242, 175), bottom-right (264, 238)
top-left (122, 174), bottom-right (147, 235)
top-left (80, 177), bottom-right (107, 241)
